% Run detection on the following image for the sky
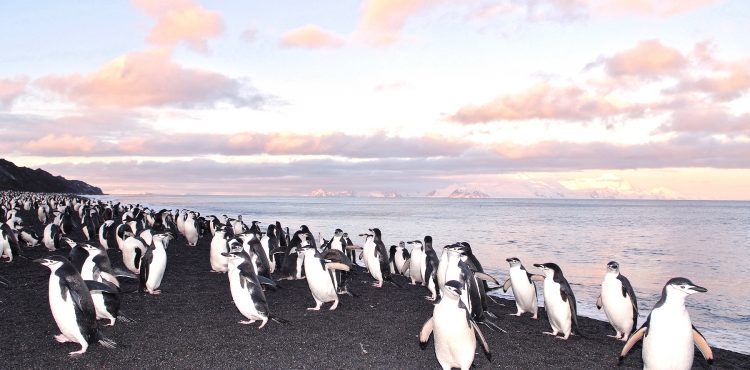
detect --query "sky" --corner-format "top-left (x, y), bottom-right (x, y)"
top-left (0, 0), bottom-right (748, 199)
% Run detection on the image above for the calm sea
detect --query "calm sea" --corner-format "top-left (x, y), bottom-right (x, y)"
top-left (97, 195), bottom-right (750, 354)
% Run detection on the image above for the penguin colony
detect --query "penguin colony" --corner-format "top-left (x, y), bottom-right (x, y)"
top-left (0, 191), bottom-right (716, 369)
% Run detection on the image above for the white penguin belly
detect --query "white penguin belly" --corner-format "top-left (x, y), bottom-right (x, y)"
top-left (410, 250), bottom-right (423, 283)
top-left (510, 268), bottom-right (537, 313)
top-left (305, 261), bottom-right (337, 303)
top-left (228, 270), bottom-right (262, 319)
top-left (146, 248), bottom-right (167, 291)
top-left (209, 237), bottom-right (228, 272)
top-left (601, 278), bottom-right (634, 334)
top-left (433, 298), bottom-right (476, 370)
top-left (543, 280), bottom-right (571, 335)
top-left (643, 307), bottom-right (694, 370)
top-left (365, 250), bottom-right (382, 282)
top-left (48, 276), bottom-right (86, 345)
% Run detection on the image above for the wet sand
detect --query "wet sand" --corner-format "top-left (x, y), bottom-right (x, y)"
top-left (0, 212), bottom-right (746, 369)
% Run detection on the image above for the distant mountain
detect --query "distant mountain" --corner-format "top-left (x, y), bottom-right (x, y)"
top-left (0, 159), bottom-right (103, 195)
top-left (448, 188), bottom-right (490, 199)
top-left (308, 188), bottom-right (355, 197)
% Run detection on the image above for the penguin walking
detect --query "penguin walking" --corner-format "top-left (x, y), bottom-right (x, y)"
top-left (77, 244), bottom-right (134, 326)
top-left (222, 250), bottom-right (285, 328)
top-left (139, 233), bottom-right (173, 295)
top-left (503, 257), bottom-right (544, 319)
top-left (298, 235), bottom-right (352, 310)
top-left (34, 255), bottom-right (117, 356)
top-left (365, 228), bottom-right (398, 288)
top-left (619, 277), bottom-right (713, 369)
top-left (597, 261), bottom-right (638, 340)
top-left (534, 263), bottom-right (581, 339)
top-left (419, 257), bottom-right (491, 370)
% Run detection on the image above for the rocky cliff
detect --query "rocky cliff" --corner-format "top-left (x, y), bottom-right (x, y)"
top-left (0, 159), bottom-right (103, 195)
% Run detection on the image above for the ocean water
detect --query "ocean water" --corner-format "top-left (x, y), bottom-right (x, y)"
top-left (97, 195), bottom-right (750, 354)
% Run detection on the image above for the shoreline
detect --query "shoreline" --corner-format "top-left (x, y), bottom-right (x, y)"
top-left (0, 208), bottom-right (747, 369)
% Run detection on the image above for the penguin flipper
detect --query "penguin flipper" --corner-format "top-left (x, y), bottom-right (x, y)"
top-left (325, 262), bottom-right (351, 272)
top-left (619, 325), bottom-right (647, 364)
top-left (84, 280), bottom-right (118, 294)
top-left (474, 271), bottom-right (499, 285)
top-left (400, 258), bottom-right (410, 274)
top-left (470, 320), bottom-right (492, 361)
top-left (418, 318), bottom-right (433, 349)
top-left (692, 325), bottom-right (714, 363)
top-left (596, 294), bottom-right (603, 309)
top-left (113, 267), bottom-right (138, 280)
top-left (502, 278), bottom-right (511, 292)
top-left (255, 274), bottom-right (278, 288)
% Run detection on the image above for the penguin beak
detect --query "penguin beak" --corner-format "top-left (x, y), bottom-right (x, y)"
top-left (689, 284), bottom-right (708, 293)
top-left (533, 263), bottom-right (544, 268)
top-left (221, 252), bottom-right (232, 258)
top-left (33, 258), bottom-right (47, 264)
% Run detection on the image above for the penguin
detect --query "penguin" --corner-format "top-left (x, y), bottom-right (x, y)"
top-left (298, 235), bottom-right (352, 310)
top-left (366, 228), bottom-right (399, 288)
top-left (77, 244), bottom-right (134, 326)
top-left (389, 241), bottom-right (410, 276)
top-left (503, 257), bottom-right (544, 319)
top-left (619, 277), bottom-right (713, 369)
top-left (81, 211), bottom-right (96, 241)
top-left (261, 224), bottom-right (281, 274)
top-left (0, 223), bottom-right (21, 262)
top-left (534, 263), bottom-right (581, 339)
top-left (19, 227), bottom-right (41, 247)
top-left (328, 229), bottom-right (345, 252)
top-left (98, 220), bottom-right (116, 250)
top-left (42, 223), bottom-right (62, 251)
top-left (240, 233), bottom-right (272, 280)
top-left (280, 227), bottom-right (306, 280)
top-left (419, 258), bottom-right (492, 370)
top-left (210, 225), bottom-right (231, 273)
top-left (597, 261), bottom-right (638, 341)
top-left (342, 232), bottom-right (357, 266)
top-left (121, 234), bottom-right (147, 274)
top-left (139, 233), bottom-right (173, 295)
top-left (34, 255), bottom-right (117, 356)
top-left (183, 212), bottom-right (200, 246)
top-left (408, 239), bottom-right (425, 285)
top-left (445, 243), bottom-right (502, 331)
top-left (422, 236), bottom-right (441, 302)
top-left (222, 249), bottom-right (285, 328)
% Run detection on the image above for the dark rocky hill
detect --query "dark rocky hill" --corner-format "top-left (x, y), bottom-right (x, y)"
top-left (0, 158), bottom-right (103, 194)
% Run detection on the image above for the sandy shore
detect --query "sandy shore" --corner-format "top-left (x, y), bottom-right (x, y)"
top-left (0, 211), bottom-right (746, 369)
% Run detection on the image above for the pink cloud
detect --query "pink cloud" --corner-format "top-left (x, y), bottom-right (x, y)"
top-left (356, 0), bottom-right (442, 45)
top-left (679, 61), bottom-right (750, 101)
top-left (37, 49), bottom-right (265, 109)
top-left (594, 0), bottom-right (721, 17)
top-left (0, 76), bottom-right (28, 108)
top-left (280, 25), bottom-right (345, 49)
top-left (450, 82), bottom-right (643, 123)
top-left (132, 0), bottom-right (223, 52)
top-left (661, 104), bottom-right (750, 135)
top-left (604, 39), bottom-right (687, 77)
top-left (22, 134), bottom-right (96, 155)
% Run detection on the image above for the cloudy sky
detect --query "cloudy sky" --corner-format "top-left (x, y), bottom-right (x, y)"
top-left (1, 0), bottom-right (748, 199)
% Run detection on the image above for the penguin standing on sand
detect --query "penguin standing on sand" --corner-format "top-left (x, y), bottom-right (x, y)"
top-left (77, 244), bottom-right (134, 326)
top-left (222, 249), bottom-right (285, 328)
top-left (597, 261), bottom-right (638, 340)
top-left (408, 239), bottom-right (425, 285)
top-left (503, 257), bottom-right (544, 319)
top-left (422, 236), bottom-right (441, 301)
top-left (34, 255), bottom-right (117, 357)
top-left (619, 277), bottom-right (713, 369)
top-left (42, 223), bottom-right (62, 251)
top-left (366, 228), bottom-right (398, 288)
top-left (140, 233), bottom-right (173, 295)
top-left (183, 212), bottom-right (200, 246)
top-left (210, 226), bottom-right (231, 273)
top-left (298, 235), bottom-right (351, 311)
top-left (389, 241), bottom-right (410, 276)
top-left (534, 263), bottom-right (581, 339)
top-left (98, 220), bottom-right (116, 250)
top-left (419, 251), bottom-right (492, 370)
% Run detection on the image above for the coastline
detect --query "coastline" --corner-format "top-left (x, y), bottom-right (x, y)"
top-left (0, 206), bottom-right (745, 368)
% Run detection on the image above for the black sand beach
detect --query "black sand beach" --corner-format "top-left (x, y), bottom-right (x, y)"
top-left (1, 210), bottom-right (746, 369)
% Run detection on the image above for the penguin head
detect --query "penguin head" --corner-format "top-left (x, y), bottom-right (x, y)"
top-left (665, 277), bottom-right (707, 296)
top-left (34, 255), bottom-right (69, 270)
top-left (227, 238), bottom-right (243, 252)
top-left (82, 243), bottom-right (103, 253)
top-left (222, 249), bottom-right (250, 262)
top-left (444, 280), bottom-right (464, 297)
top-left (334, 228), bottom-right (343, 236)
top-left (533, 262), bottom-right (562, 277)
top-left (506, 257), bottom-right (521, 267)
top-left (606, 261), bottom-right (620, 273)
top-left (60, 237), bottom-right (77, 249)
top-left (370, 228), bottom-right (382, 239)
top-left (398, 241), bottom-right (405, 248)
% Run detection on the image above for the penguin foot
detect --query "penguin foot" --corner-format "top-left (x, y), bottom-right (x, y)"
top-left (372, 282), bottom-right (383, 288)
top-left (306, 307), bottom-right (321, 311)
top-left (509, 313), bottom-right (522, 317)
top-left (69, 348), bottom-right (87, 357)
top-left (54, 334), bottom-right (71, 343)
top-left (542, 331), bottom-right (558, 336)
top-left (329, 300), bottom-right (339, 310)
top-left (238, 320), bottom-right (256, 325)
top-left (148, 290), bottom-right (162, 295)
